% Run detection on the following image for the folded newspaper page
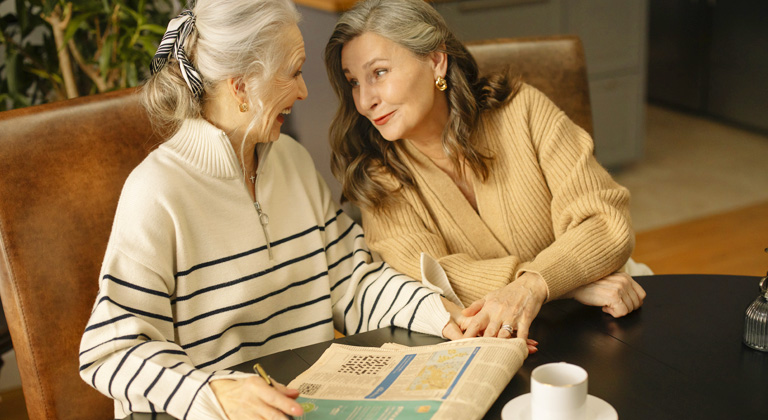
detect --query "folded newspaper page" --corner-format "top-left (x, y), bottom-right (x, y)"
top-left (288, 337), bottom-right (527, 419)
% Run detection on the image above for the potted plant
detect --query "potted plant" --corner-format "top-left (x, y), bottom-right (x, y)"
top-left (0, 0), bottom-right (177, 110)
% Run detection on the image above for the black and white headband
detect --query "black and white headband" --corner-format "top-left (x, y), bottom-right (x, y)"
top-left (150, 10), bottom-right (204, 100)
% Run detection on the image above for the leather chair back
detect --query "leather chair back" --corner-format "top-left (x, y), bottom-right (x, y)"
top-left (467, 35), bottom-right (593, 135)
top-left (0, 89), bottom-right (161, 419)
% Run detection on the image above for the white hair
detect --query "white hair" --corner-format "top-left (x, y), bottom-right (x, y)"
top-left (141, 0), bottom-right (300, 138)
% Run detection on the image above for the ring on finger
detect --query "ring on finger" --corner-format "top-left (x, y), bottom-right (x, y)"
top-left (501, 324), bottom-right (514, 335)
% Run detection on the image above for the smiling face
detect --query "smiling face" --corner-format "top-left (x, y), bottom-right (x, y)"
top-left (259, 24), bottom-right (308, 142)
top-left (340, 32), bottom-right (448, 146)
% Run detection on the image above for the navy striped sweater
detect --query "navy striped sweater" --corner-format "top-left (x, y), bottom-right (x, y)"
top-left (79, 119), bottom-right (448, 419)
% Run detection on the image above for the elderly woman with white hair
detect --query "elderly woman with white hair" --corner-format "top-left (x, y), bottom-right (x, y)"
top-left (77, 1), bottom-right (481, 419)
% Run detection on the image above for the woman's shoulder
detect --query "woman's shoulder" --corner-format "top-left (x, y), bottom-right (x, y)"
top-left (500, 83), bottom-right (556, 112)
top-left (270, 134), bottom-right (313, 167)
top-left (116, 149), bottom-right (182, 217)
top-left (267, 134), bottom-right (334, 202)
top-left (482, 82), bottom-right (566, 128)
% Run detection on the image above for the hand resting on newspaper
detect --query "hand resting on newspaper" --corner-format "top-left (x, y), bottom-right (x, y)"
top-left (421, 254), bottom-right (540, 353)
top-left (442, 297), bottom-right (539, 354)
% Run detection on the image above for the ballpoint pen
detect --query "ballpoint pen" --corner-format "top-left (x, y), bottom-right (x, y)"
top-left (253, 363), bottom-right (273, 387)
top-left (254, 363), bottom-right (296, 419)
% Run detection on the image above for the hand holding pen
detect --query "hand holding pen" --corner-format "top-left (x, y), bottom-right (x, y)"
top-left (209, 363), bottom-right (304, 419)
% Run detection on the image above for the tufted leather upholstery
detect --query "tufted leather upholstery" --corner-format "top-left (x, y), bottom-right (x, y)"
top-left (467, 35), bottom-right (593, 136)
top-left (0, 88), bottom-right (161, 419)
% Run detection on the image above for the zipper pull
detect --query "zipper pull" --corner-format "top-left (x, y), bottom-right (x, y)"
top-left (254, 201), bottom-right (270, 226)
top-left (254, 201), bottom-right (274, 261)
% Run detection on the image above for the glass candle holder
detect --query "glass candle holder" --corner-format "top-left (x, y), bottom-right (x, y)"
top-left (743, 275), bottom-right (768, 352)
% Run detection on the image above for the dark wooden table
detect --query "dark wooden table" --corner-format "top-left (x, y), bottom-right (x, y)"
top-left (128, 274), bottom-right (768, 420)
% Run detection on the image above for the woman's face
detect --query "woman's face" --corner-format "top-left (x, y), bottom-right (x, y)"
top-left (340, 32), bottom-right (448, 145)
top-left (260, 24), bottom-right (308, 142)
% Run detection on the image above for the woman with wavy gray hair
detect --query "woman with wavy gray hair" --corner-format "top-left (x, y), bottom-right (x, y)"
top-left (325, 0), bottom-right (647, 343)
top-left (78, 1), bottom-right (473, 418)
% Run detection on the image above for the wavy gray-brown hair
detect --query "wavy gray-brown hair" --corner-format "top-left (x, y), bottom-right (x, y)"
top-left (325, 0), bottom-right (520, 209)
top-left (140, 0), bottom-right (300, 141)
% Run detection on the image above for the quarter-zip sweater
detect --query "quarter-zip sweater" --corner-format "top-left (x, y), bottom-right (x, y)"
top-left (361, 84), bottom-right (634, 305)
top-left (79, 119), bottom-right (449, 419)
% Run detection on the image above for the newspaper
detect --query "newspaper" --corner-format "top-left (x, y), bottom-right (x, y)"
top-left (287, 337), bottom-right (528, 419)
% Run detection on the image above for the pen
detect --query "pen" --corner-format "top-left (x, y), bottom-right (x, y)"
top-left (254, 363), bottom-right (296, 419)
top-left (253, 363), bottom-right (273, 387)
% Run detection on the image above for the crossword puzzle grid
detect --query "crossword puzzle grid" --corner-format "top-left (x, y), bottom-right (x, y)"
top-left (337, 355), bottom-right (393, 375)
top-left (298, 382), bottom-right (322, 396)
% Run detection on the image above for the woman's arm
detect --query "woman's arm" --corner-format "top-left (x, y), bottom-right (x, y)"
top-left (310, 172), bottom-right (470, 339)
top-left (79, 250), bottom-right (251, 419)
top-left (360, 86), bottom-right (635, 338)
top-left (361, 193), bottom-right (522, 306)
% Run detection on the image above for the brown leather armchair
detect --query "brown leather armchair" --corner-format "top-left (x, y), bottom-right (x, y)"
top-left (467, 35), bottom-right (593, 136)
top-left (0, 88), bottom-right (161, 419)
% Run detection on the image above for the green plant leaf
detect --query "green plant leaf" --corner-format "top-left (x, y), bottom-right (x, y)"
top-left (139, 23), bottom-right (165, 35)
top-left (27, 68), bottom-right (53, 79)
top-left (14, 0), bottom-right (28, 33)
top-left (40, 0), bottom-right (57, 17)
top-left (136, 34), bottom-right (158, 55)
top-left (5, 49), bottom-right (19, 95)
top-left (122, 4), bottom-right (142, 22)
top-left (99, 35), bottom-right (114, 76)
top-left (126, 61), bottom-right (138, 87)
top-left (63, 11), bottom-right (97, 45)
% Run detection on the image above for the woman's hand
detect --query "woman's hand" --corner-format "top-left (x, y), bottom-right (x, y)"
top-left (441, 296), bottom-right (538, 352)
top-left (441, 296), bottom-right (471, 340)
top-left (460, 272), bottom-right (548, 341)
top-left (210, 377), bottom-right (303, 420)
top-left (566, 272), bottom-right (646, 317)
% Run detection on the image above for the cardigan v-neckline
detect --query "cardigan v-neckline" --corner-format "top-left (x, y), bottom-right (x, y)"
top-left (398, 139), bottom-right (511, 258)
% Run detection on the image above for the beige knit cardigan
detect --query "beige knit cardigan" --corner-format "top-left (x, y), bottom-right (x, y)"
top-left (361, 84), bottom-right (634, 305)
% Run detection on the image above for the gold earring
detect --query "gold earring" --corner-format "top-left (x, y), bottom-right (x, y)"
top-left (435, 76), bottom-right (448, 91)
top-left (239, 102), bottom-right (249, 112)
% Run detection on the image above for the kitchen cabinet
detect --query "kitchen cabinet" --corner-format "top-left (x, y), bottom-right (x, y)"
top-left (647, 0), bottom-right (768, 133)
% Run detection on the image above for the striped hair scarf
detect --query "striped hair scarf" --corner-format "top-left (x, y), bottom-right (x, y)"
top-left (150, 10), bottom-right (204, 100)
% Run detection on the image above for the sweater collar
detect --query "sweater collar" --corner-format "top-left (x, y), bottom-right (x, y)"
top-left (162, 119), bottom-right (243, 179)
top-left (397, 139), bottom-right (511, 258)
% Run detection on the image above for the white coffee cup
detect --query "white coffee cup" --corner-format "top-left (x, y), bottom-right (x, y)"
top-left (530, 362), bottom-right (588, 420)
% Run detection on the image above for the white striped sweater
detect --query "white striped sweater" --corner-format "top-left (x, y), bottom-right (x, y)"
top-left (79, 119), bottom-right (449, 419)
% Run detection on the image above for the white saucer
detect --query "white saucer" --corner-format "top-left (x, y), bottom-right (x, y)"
top-left (501, 393), bottom-right (618, 420)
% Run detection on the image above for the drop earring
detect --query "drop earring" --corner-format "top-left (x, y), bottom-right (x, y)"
top-left (239, 102), bottom-right (249, 112)
top-left (435, 76), bottom-right (448, 91)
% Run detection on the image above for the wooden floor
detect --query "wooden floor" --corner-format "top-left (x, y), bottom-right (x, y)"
top-left (0, 387), bottom-right (29, 420)
top-left (632, 200), bottom-right (768, 277)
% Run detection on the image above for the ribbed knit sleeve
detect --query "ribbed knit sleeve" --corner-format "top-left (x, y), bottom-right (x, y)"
top-left (509, 86), bottom-right (633, 298)
top-left (361, 84), bottom-right (633, 304)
